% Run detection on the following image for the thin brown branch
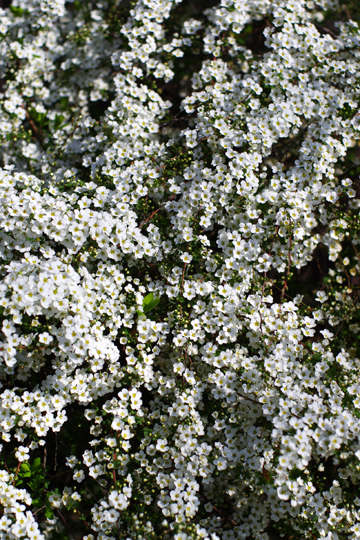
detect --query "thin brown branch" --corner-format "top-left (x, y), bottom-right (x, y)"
top-left (56, 509), bottom-right (77, 539)
top-left (22, 106), bottom-right (43, 145)
top-left (12, 461), bottom-right (21, 486)
top-left (181, 263), bottom-right (187, 295)
top-left (139, 207), bottom-right (163, 228)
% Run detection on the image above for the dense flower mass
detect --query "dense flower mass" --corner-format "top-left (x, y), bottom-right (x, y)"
top-left (1, 0), bottom-right (360, 538)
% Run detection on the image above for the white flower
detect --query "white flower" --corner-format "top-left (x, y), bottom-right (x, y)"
top-left (15, 446), bottom-right (30, 462)
top-left (156, 439), bottom-right (169, 452)
top-left (38, 332), bottom-right (54, 344)
top-left (316, 291), bottom-right (329, 303)
top-left (73, 469), bottom-right (85, 483)
top-left (180, 252), bottom-right (193, 264)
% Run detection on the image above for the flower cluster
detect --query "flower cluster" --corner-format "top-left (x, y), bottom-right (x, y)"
top-left (1, 0), bottom-right (360, 538)
top-left (0, 469), bottom-right (44, 540)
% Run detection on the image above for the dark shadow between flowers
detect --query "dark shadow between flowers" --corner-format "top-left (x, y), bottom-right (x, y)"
top-left (88, 97), bottom-right (113, 122)
top-left (270, 244), bottom-right (331, 307)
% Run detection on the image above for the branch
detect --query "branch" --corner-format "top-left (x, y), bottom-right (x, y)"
top-left (139, 206), bottom-right (163, 228)
top-left (22, 106), bottom-right (43, 145)
top-left (181, 263), bottom-right (187, 295)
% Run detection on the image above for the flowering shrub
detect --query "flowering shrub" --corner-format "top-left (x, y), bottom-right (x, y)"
top-left (1, 0), bottom-right (360, 538)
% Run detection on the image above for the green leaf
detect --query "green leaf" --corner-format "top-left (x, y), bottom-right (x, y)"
top-left (141, 293), bottom-right (160, 315)
top-left (60, 97), bottom-right (69, 110)
top-left (58, 123), bottom-right (71, 131)
top-left (44, 508), bottom-right (54, 520)
top-left (9, 5), bottom-right (25, 15)
top-left (143, 297), bottom-right (160, 314)
top-left (28, 480), bottom-right (40, 490)
top-left (32, 457), bottom-right (42, 470)
top-left (19, 462), bottom-right (31, 478)
top-left (54, 114), bottom-right (65, 131)
top-left (143, 293), bottom-right (154, 306)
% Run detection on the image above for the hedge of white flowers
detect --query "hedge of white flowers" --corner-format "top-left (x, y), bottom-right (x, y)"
top-left (1, 0), bottom-right (360, 538)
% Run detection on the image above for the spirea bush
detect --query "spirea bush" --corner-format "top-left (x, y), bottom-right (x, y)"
top-left (1, 0), bottom-right (360, 538)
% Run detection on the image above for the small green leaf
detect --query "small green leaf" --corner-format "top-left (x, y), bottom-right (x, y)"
top-left (54, 114), bottom-right (65, 131)
top-left (58, 123), bottom-right (71, 131)
top-left (141, 293), bottom-right (160, 314)
top-left (143, 293), bottom-right (154, 306)
top-left (45, 508), bottom-right (54, 520)
top-left (60, 97), bottom-right (69, 110)
top-left (19, 462), bottom-right (31, 478)
top-left (9, 5), bottom-right (25, 15)
top-left (32, 457), bottom-right (42, 470)
top-left (143, 297), bottom-right (160, 314)
top-left (28, 480), bottom-right (40, 490)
